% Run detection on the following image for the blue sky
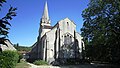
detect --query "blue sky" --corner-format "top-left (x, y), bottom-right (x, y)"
top-left (0, 0), bottom-right (89, 47)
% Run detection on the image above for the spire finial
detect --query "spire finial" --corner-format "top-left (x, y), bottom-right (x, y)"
top-left (41, 1), bottom-right (50, 24)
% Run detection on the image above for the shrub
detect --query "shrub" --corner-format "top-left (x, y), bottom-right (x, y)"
top-left (18, 53), bottom-right (23, 63)
top-left (33, 60), bottom-right (48, 65)
top-left (0, 50), bottom-right (19, 68)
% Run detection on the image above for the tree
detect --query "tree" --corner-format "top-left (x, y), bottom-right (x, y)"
top-left (81, 0), bottom-right (120, 63)
top-left (14, 43), bottom-right (32, 52)
top-left (0, 0), bottom-right (17, 45)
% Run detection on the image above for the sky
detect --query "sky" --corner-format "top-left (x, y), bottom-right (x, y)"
top-left (0, 0), bottom-right (89, 47)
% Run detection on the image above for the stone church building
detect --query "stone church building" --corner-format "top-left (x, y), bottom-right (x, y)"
top-left (28, 1), bottom-right (85, 63)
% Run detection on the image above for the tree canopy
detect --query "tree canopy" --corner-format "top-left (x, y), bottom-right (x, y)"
top-left (0, 0), bottom-right (17, 45)
top-left (81, 0), bottom-right (120, 63)
top-left (14, 43), bottom-right (32, 52)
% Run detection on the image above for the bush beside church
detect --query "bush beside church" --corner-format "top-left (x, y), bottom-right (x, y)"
top-left (0, 50), bottom-right (19, 68)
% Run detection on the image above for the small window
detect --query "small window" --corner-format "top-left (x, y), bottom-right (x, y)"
top-left (67, 22), bottom-right (69, 30)
top-left (51, 49), bottom-right (53, 51)
top-left (67, 22), bottom-right (69, 26)
top-left (67, 34), bottom-right (69, 36)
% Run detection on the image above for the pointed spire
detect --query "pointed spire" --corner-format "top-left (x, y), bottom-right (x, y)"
top-left (41, 1), bottom-right (50, 24)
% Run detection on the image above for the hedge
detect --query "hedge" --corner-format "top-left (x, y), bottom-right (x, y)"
top-left (33, 60), bottom-right (48, 65)
top-left (0, 50), bottom-right (19, 68)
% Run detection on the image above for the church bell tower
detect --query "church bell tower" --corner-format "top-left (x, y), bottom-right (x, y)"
top-left (39, 1), bottom-right (52, 38)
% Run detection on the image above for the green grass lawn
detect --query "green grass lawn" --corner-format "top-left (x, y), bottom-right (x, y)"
top-left (15, 61), bottom-right (30, 68)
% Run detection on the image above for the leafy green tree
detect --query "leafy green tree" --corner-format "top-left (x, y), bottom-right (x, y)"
top-left (81, 0), bottom-right (120, 63)
top-left (0, 0), bottom-right (17, 45)
top-left (14, 43), bottom-right (32, 52)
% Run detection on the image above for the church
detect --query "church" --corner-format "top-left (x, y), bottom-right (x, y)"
top-left (28, 1), bottom-right (85, 64)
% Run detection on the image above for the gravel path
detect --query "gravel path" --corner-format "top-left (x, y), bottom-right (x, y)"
top-left (27, 63), bottom-right (38, 68)
top-left (27, 63), bottom-right (96, 68)
top-left (28, 63), bottom-right (119, 68)
top-left (28, 63), bottom-right (60, 68)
